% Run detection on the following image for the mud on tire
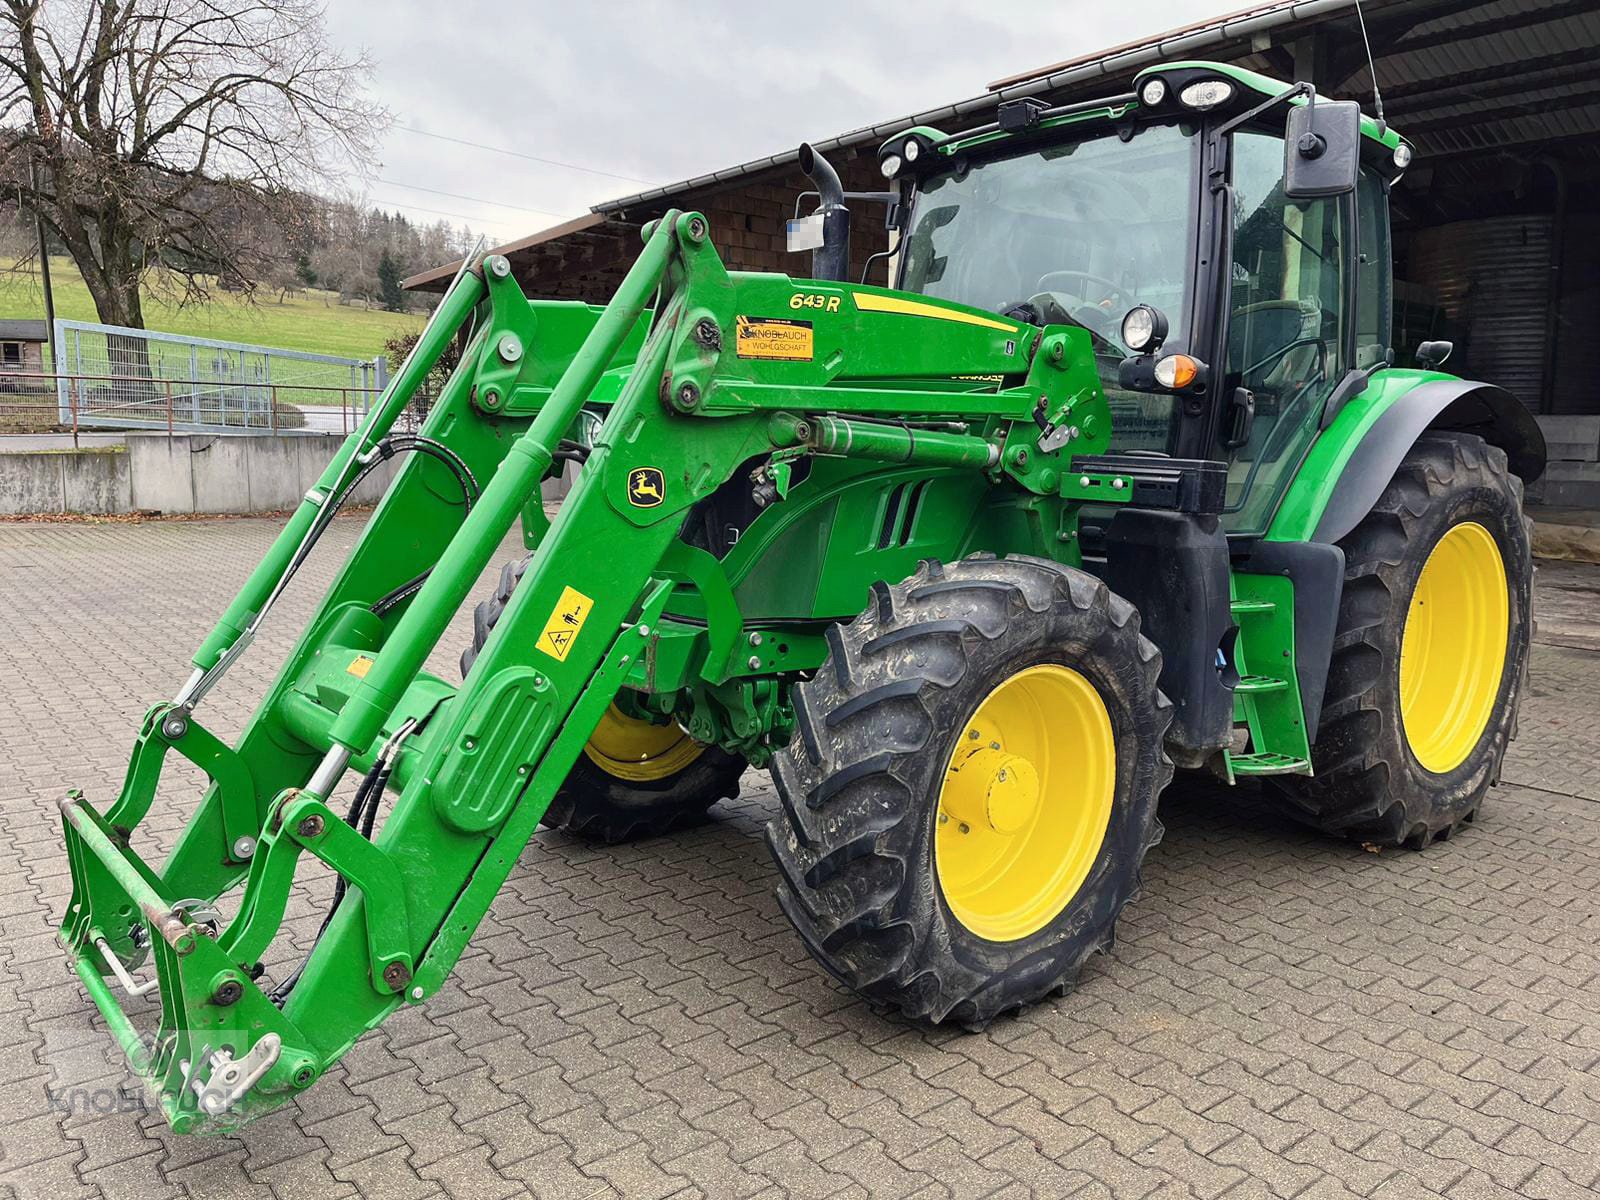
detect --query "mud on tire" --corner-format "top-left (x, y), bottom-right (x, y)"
top-left (767, 554), bottom-right (1172, 1026)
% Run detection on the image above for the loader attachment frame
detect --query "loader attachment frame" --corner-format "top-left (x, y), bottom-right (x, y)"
top-left (60, 208), bottom-right (1139, 1129)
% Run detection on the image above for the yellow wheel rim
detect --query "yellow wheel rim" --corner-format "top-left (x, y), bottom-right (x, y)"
top-left (583, 704), bottom-right (705, 783)
top-left (935, 664), bottom-right (1115, 942)
top-left (1399, 521), bottom-right (1509, 774)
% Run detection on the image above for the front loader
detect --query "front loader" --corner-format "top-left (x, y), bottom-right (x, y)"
top-left (58, 60), bottom-right (1545, 1131)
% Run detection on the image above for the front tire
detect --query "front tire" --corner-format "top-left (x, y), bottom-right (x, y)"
top-left (1273, 432), bottom-right (1533, 847)
top-left (767, 555), bottom-right (1172, 1026)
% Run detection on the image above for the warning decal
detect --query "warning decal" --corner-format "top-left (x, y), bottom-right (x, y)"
top-left (347, 654), bottom-right (374, 678)
top-left (536, 585), bottom-right (594, 663)
top-left (735, 315), bottom-right (813, 361)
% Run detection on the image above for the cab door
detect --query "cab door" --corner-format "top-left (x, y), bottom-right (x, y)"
top-left (1217, 128), bottom-right (1352, 536)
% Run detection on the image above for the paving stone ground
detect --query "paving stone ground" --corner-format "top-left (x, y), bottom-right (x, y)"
top-left (0, 516), bottom-right (1596, 1200)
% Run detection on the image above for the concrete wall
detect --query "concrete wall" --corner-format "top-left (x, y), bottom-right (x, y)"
top-left (0, 448), bottom-right (132, 514)
top-left (125, 434), bottom-right (402, 514)
top-left (1, 433), bottom-right (571, 515)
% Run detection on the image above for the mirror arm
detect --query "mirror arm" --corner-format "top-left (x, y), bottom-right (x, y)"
top-left (1214, 82), bottom-right (1314, 143)
top-left (1207, 82), bottom-right (1314, 193)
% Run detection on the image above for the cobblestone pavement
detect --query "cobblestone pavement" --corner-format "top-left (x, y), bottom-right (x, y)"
top-left (0, 517), bottom-right (1596, 1200)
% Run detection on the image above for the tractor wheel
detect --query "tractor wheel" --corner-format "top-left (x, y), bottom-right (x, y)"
top-left (1272, 432), bottom-right (1533, 847)
top-left (767, 555), bottom-right (1172, 1026)
top-left (462, 555), bottom-right (745, 843)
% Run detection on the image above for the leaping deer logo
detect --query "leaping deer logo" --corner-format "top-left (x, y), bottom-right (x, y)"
top-left (628, 467), bottom-right (665, 507)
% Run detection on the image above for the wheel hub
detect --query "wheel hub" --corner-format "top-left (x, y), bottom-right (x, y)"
top-left (934, 664), bottom-right (1116, 943)
top-left (943, 739), bottom-right (1041, 835)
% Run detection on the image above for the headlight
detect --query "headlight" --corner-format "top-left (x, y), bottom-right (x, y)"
top-left (1154, 353), bottom-right (1199, 389)
top-left (1120, 304), bottom-right (1168, 353)
top-left (1179, 80), bottom-right (1234, 110)
top-left (1393, 143), bottom-right (1413, 169)
top-left (1140, 78), bottom-right (1167, 107)
top-left (880, 153), bottom-right (902, 179)
top-left (903, 138), bottom-right (920, 163)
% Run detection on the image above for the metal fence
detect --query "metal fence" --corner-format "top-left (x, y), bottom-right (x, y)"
top-left (0, 372), bottom-right (383, 442)
top-left (45, 319), bottom-right (386, 435)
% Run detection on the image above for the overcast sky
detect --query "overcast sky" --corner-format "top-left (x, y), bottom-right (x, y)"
top-left (323, 1), bottom-right (1235, 247)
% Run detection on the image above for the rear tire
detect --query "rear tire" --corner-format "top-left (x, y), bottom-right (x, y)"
top-left (1272, 432), bottom-right (1533, 847)
top-left (462, 555), bottom-right (745, 843)
top-left (767, 555), bottom-right (1172, 1026)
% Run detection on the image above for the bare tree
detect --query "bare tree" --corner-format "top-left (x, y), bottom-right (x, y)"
top-left (0, 0), bottom-right (385, 330)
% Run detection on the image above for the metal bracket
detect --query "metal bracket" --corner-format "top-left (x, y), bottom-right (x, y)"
top-left (185, 1034), bottom-right (282, 1118)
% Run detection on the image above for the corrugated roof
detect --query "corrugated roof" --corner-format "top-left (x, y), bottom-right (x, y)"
top-left (0, 319), bottom-right (47, 340)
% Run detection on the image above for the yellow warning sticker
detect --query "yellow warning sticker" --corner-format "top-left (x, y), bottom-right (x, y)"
top-left (736, 315), bottom-right (813, 361)
top-left (536, 585), bottom-right (594, 663)
top-left (347, 654), bottom-right (374, 678)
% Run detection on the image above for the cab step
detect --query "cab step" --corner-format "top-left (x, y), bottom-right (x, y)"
top-left (1233, 674), bottom-right (1289, 694)
top-left (1227, 751), bottom-right (1311, 776)
top-left (1229, 598), bottom-right (1275, 616)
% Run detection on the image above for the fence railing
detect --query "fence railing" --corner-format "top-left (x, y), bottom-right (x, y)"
top-left (0, 372), bottom-right (389, 444)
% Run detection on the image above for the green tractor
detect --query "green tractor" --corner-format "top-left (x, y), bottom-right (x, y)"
top-left (58, 61), bottom-right (1543, 1130)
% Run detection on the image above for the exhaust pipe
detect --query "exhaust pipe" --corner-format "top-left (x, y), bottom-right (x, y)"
top-left (797, 143), bottom-right (851, 283)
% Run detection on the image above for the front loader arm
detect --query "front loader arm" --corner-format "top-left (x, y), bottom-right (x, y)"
top-left (57, 209), bottom-right (1110, 1131)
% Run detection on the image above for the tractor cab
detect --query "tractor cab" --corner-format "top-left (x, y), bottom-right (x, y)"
top-left (881, 62), bottom-right (1411, 536)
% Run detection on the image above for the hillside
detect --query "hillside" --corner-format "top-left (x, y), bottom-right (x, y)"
top-left (0, 256), bottom-right (424, 363)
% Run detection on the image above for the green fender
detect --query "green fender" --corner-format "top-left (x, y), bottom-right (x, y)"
top-left (1266, 369), bottom-right (1547, 545)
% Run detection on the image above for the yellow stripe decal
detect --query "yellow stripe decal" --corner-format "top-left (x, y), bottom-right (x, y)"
top-left (851, 291), bottom-right (1017, 332)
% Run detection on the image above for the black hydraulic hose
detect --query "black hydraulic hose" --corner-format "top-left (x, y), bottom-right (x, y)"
top-left (365, 437), bottom-right (482, 617)
top-left (265, 434), bottom-right (479, 626)
top-left (268, 708), bottom-right (427, 1006)
top-left (266, 759), bottom-right (386, 1005)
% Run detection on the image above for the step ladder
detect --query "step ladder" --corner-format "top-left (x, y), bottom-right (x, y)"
top-left (1223, 582), bottom-right (1312, 780)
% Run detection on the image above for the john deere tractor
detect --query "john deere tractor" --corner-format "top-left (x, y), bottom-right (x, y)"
top-left (58, 61), bottom-right (1544, 1130)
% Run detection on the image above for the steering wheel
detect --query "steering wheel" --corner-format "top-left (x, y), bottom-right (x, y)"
top-left (1036, 270), bottom-right (1128, 308)
top-left (1028, 271), bottom-right (1129, 344)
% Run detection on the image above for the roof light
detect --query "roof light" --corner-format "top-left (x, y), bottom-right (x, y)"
top-left (903, 138), bottom-right (920, 162)
top-left (1393, 143), bottom-right (1413, 169)
top-left (1140, 78), bottom-right (1167, 107)
top-left (880, 153), bottom-right (902, 179)
top-left (1179, 80), bottom-right (1234, 110)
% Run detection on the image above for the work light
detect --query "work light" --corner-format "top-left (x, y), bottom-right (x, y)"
top-left (881, 153), bottom-right (902, 179)
top-left (1121, 304), bottom-right (1167, 354)
top-left (904, 138), bottom-right (920, 162)
top-left (1179, 80), bottom-right (1233, 110)
top-left (1140, 78), bottom-right (1167, 107)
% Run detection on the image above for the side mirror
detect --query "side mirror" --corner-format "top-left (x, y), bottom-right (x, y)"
top-left (1417, 340), bottom-right (1453, 369)
top-left (1284, 99), bottom-right (1361, 199)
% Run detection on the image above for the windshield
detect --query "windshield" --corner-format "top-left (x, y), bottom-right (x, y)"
top-left (898, 120), bottom-right (1199, 451)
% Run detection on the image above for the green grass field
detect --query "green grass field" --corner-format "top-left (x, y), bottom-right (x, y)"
top-left (1, 256), bottom-right (424, 362)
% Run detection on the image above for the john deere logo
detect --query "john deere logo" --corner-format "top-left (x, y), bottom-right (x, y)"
top-left (628, 467), bottom-right (665, 508)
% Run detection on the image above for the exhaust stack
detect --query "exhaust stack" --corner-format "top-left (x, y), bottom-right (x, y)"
top-left (797, 143), bottom-right (851, 282)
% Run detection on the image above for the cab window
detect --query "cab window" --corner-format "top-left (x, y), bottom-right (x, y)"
top-left (1354, 165), bottom-right (1391, 370)
top-left (897, 121), bottom-right (1199, 452)
top-left (1221, 128), bottom-right (1346, 535)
